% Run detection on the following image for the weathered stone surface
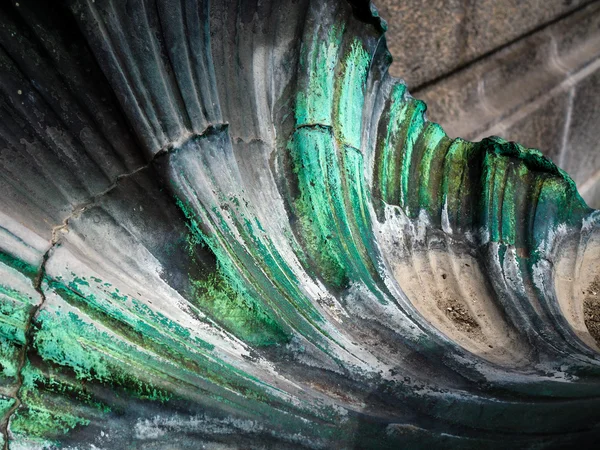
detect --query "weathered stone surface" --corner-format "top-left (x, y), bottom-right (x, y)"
top-left (503, 92), bottom-right (569, 163)
top-left (410, 1), bottom-right (600, 207)
top-left (378, 0), bottom-right (590, 87)
top-left (463, 0), bottom-right (589, 62)
top-left (375, 0), bottom-right (466, 87)
top-left (564, 70), bottom-right (600, 207)
top-left (0, 1), bottom-right (598, 448)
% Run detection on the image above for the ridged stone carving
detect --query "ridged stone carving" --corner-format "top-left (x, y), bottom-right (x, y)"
top-left (0, 0), bottom-right (598, 448)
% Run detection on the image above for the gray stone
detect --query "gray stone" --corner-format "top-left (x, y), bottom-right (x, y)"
top-left (504, 90), bottom-right (570, 163)
top-left (463, 0), bottom-right (588, 63)
top-left (564, 69), bottom-right (600, 208)
top-left (375, 0), bottom-right (465, 87)
top-left (377, 0), bottom-right (590, 88)
top-left (414, 1), bottom-right (600, 139)
top-left (402, 1), bottom-right (600, 208)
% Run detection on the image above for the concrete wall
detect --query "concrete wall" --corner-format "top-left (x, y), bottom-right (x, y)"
top-left (378, 0), bottom-right (600, 208)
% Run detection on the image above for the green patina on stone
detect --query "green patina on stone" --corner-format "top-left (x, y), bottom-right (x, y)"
top-left (176, 197), bottom-right (290, 346)
top-left (0, 1), bottom-right (597, 447)
top-left (290, 126), bottom-right (350, 289)
top-left (334, 39), bottom-right (370, 149)
top-left (8, 363), bottom-right (106, 443)
top-left (296, 25), bottom-right (345, 127)
top-left (0, 251), bottom-right (39, 282)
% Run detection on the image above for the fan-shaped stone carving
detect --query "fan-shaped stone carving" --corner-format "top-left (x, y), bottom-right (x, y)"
top-left (0, 0), bottom-right (598, 448)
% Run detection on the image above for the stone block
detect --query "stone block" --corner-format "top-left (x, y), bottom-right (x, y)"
top-left (377, 0), bottom-right (590, 88)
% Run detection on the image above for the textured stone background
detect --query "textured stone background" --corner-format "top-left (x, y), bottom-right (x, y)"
top-left (378, 0), bottom-right (600, 208)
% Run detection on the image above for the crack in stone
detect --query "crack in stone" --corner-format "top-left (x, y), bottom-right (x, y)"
top-left (231, 135), bottom-right (269, 146)
top-left (295, 123), bottom-right (333, 132)
top-left (153, 123), bottom-right (230, 159)
top-left (0, 166), bottom-right (151, 449)
top-left (0, 123), bottom-right (233, 448)
top-left (0, 235), bottom-right (53, 450)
